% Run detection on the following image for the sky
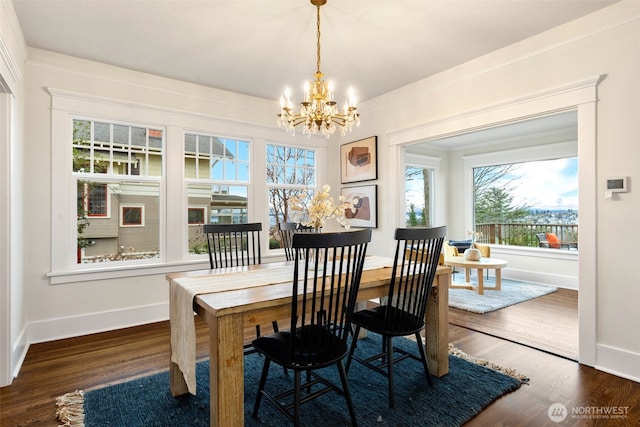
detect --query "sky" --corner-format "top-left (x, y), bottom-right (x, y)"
top-left (501, 157), bottom-right (578, 210)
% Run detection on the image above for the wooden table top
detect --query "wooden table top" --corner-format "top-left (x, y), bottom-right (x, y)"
top-left (189, 261), bottom-right (451, 316)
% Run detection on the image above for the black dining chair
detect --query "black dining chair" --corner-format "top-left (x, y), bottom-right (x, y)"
top-left (203, 222), bottom-right (262, 269)
top-left (203, 222), bottom-right (274, 356)
top-left (278, 221), bottom-right (313, 261)
top-left (252, 228), bottom-right (372, 427)
top-left (345, 226), bottom-right (446, 408)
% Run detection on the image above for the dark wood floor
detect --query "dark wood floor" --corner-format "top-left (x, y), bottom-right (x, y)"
top-left (1, 291), bottom-right (638, 427)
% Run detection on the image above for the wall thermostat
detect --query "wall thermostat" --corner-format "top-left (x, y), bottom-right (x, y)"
top-left (607, 176), bottom-right (628, 192)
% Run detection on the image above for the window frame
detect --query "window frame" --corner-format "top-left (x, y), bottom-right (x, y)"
top-left (265, 143), bottom-right (318, 254)
top-left (404, 152), bottom-right (441, 228)
top-left (49, 90), bottom-right (170, 281)
top-left (185, 131), bottom-right (252, 259)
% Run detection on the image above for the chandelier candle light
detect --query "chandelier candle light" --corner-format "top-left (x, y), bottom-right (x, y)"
top-left (277, 0), bottom-right (360, 137)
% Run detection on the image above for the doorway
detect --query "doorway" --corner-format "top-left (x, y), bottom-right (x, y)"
top-left (388, 75), bottom-right (600, 365)
top-left (405, 112), bottom-right (579, 359)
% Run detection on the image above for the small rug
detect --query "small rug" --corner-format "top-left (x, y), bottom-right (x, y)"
top-left (56, 336), bottom-right (524, 427)
top-left (449, 277), bottom-right (557, 314)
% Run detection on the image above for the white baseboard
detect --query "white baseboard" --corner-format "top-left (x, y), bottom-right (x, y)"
top-left (4, 303), bottom-right (169, 383)
top-left (27, 302), bottom-right (169, 345)
top-left (503, 268), bottom-right (578, 290)
top-left (596, 344), bottom-right (640, 383)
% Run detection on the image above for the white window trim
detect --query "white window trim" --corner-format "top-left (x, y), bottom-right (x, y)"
top-left (264, 143), bottom-right (319, 256)
top-left (49, 90), bottom-right (169, 281)
top-left (401, 152), bottom-right (442, 228)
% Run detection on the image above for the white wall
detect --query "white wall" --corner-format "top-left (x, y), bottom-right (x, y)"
top-left (349, 0), bottom-right (640, 381)
top-left (0, 0), bottom-right (27, 386)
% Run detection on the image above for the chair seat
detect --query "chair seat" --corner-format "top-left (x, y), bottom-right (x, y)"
top-left (253, 326), bottom-right (348, 369)
top-left (352, 306), bottom-right (425, 337)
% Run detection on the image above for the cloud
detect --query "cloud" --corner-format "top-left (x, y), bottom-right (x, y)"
top-left (503, 158), bottom-right (578, 209)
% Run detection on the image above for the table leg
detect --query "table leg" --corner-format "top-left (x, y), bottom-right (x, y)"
top-left (426, 272), bottom-right (450, 377)
top-left (477, 269), bottom-right (484, 295)
top-left (495, 268), bottom-right (502, 291)
top-left (207, 311), bottom-right (244, 427)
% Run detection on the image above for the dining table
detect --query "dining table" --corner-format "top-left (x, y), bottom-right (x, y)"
top-left (167, 256), bottom-right (452, 427)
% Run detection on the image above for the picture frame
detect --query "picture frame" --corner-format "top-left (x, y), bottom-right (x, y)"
top-left (341, 185), bottom-right (377, 228)
top-left (340, 136), bottom-right (377, 184)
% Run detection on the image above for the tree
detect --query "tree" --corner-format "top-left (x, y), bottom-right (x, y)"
top-left (475, 187), bottom-right (529, 224)
top-left (473, 165), bottom-right (529, 224)
top-left (266, 146), bottom-right (315, 245)
top-left (405, 166), bottom-right (431, 226)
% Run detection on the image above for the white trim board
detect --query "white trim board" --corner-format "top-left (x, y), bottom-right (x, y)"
top-left (27, 303), bottom-right (169, 345)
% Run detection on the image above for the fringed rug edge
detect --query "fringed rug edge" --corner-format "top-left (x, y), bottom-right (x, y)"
top-left (448, 343), bottom-right (530, 384)
top-left (56, 390), bottom-right (85, 427)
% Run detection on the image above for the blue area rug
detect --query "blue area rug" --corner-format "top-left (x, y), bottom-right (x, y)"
top-left (449, 277), bottom-right (558, 314)
top-left (60, 335), bottom-right (522, 426)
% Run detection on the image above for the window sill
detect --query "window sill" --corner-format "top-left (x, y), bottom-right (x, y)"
top-left (48, 259), bottom-right (211, 285)
top-left (48, 252), bottom-right (289, 285)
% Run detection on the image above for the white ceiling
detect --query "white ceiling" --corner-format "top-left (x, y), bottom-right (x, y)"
top-left (12, 0), bottom-right (618, 104)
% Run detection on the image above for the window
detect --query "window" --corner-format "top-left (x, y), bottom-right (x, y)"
top-left (73, 119), bottom-right (163, 264)
top-left (185, 133), bottom-right (251, 255)
top-left (120, 205), bottom-right (144, 226)
top-left (78, 182), bottom-right (108, 217)
top-left (266, 144), bottom-right (316, 249)
top-left (405, 166), bottom-right (433, 227)
top-left (473, 157), bottom-right (578, 247)
top-left (50, 89), bottom-right (314, 282)
top-left (188, 207), bottom-right (206, 225)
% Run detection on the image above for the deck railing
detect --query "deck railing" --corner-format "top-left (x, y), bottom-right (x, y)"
top-left (476, 223), bottom-right (578, 248)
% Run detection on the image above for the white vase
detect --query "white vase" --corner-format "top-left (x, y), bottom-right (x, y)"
top-left (464, 247), bottom-right (482, 261)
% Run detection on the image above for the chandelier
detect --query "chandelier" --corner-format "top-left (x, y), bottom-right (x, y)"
top-left (277, 0), bottom-right (360, 138)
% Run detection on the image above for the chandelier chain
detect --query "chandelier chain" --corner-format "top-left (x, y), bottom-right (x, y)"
top-left (316, 4), bottom-right (321, 75)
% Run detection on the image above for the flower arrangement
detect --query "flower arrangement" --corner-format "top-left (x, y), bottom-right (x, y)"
top-left (290, 184), bottom-right (358, 230)
top-left (467, 230), bottom-right (483, 244)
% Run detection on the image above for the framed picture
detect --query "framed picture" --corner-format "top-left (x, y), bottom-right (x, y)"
top-left (341, 185), bottom-right (377, 228)
top-left (340, 136), bottom-right (377, 184)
